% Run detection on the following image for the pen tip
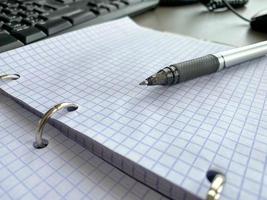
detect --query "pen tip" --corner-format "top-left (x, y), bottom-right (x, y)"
top-left (139, 80), bottom-right (148, 85)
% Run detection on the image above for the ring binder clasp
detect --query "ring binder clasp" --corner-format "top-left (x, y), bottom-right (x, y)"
top-left (0, 74), bottom-right (20, 80)
top-left (206, 172), bottom-right (226, 200)
top-left (33, 102), bottom-right (78, 149)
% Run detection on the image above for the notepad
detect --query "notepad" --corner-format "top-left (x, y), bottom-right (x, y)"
top-left (0, 92), bottom-right (167, 200)
top-left (0, 18), bottom-right (266, 200)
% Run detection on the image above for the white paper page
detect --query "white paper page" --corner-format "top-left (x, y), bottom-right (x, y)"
top-left (0, 92), bottom-right (168, 200)
top-left (0, 18), bottom-right (266, 200)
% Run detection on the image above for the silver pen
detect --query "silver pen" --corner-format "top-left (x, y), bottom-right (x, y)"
top-left (139, 41), bottom-right (267, 86)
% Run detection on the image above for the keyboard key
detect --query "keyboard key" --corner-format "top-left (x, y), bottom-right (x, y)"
top-left (35, 18), bottom-right (72, 35)
top-left (90, 7), bottom-right (109, 15)
top-left (122, 0), bottom-right (141, 4)
top-left (0, 14), bottom-right (10, 22)
top-left (99, 4), bottom-right (117, 12)
top-left (0, 27), bottom-right (8, 34)
top-left (2, 7), bottom-right (19, 14)
top-left (55, 0), bottom-right (74, 4)
top-left (22, 17), bottom-right (46, 26)
top-left (44, 3), bottom-right (68, 10)
top-left (63, 11), bottom-right (96, 25)
top-left (11, 26), bottom-right (46, 44)
top-left (0, 13), bottom-right (21, 22)
top-left (19, 4), bottom-right (35, 11)
top-left (2, 21), bottom-right (25, 32)
top-left (0, 32), bottom-right (23, 52)
top-left (18, 10), bottom-right (38, 18)
top-left (111, 1), bottom-right (126, 9)
top-left (43, 8), bottom-right (82, 19)
top-left (34, 7), bottom-right (51, 14)
top-left (0, 2), bottom-right (19, 8)
top-left (33, 2), bottom-right (44, 7)
top-left (87, 1), bottom-right (98, 7)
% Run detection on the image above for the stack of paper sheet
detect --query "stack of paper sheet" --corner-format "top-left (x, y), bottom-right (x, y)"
top-left (0, 92), bottom-right (167, 200)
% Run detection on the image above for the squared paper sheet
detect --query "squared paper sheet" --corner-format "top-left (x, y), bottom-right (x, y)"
top-left (0, 18), bottom-right (266, 200)
top-left (0, 92), bottom-right (168, 200)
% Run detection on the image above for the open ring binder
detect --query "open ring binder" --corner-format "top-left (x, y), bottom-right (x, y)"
top-left (0, 74), bottom-right (20, 80)
top-left (33, 102), bottom-right (78, 149)
top-left (206, 171), bottom-right (226, 200)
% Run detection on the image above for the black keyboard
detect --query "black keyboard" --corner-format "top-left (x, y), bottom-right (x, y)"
top-left (0, 0), bottom-right (158, 52)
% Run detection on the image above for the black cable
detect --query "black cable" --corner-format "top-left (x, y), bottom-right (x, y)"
top-left (221, 0), bottom-right (251, 22)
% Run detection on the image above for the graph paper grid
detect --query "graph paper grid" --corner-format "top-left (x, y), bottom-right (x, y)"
top-left (0, 18), bottom-right (266, 200)
top-left (0, 92), bottom-right (169, 200)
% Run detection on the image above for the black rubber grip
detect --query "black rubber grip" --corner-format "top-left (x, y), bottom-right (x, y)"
top-left (171, 54), bottom-right (220, 83)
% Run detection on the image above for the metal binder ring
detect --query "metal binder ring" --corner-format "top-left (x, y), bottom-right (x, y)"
top-left (0, 74), bottom-right (20, 80)
top-left (33, 102), bottom-right (78, 149)
top-left (206, 173), bottom-right (226, 200)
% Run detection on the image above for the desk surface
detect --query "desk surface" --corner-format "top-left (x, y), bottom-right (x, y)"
top-left (133, 0), bottom-right (267, 46)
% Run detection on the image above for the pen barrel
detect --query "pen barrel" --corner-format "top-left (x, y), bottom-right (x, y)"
top-left (170, 54), bottom-right (220, 84)
top-left (215, 40), bottom-right (267, 69)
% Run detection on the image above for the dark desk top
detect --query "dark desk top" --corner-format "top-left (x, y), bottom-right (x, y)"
top-left (133, 0), bottom-right (267, 46)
